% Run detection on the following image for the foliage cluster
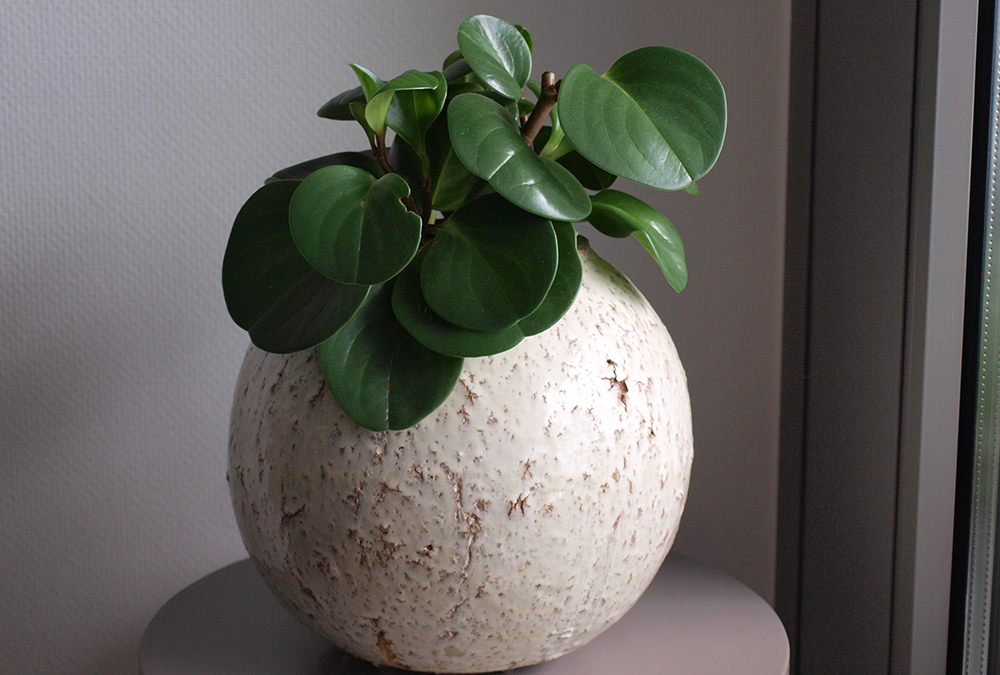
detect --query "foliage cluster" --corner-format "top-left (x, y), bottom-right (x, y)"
top-left (223, 15), bottom-right (726, 431)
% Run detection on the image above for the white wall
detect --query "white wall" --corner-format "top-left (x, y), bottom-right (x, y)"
top-left (0, 2), bottom-right (789, 673)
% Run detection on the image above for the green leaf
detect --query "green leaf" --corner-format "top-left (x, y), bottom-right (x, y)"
top-left (558, 150), bottom-right (617, 191)
top-left (222, 180), bottom-right (370, 353)
top-left (534, 127), bottom-right (616, 191)
top-left (288, 166), bottom-right (421, 285)
top-left (513, 24), bottom-right (533, 53)
top-left (317, 85), bottom-right (366, 120)
top-left (394, 222), bottom-right (582, 356)
top-left (425, 114), bottom-right (486, 212)
top-left (517, 221), bottom-right (583, 335)
top-left (392, 249), bottom-right (525, 358)
top-left (388, 136), bottom-right (426, 212)
top-left (319, 281), bottom-right (464, 431)
top-left (349, 63), bottom-right (384, 100)
top-left (420, 193), bottom-right (558, 332)
top-left (365, 70), bottom-right (440, 134)
top-left (349, 102), bottom-right (377, 148)
top-left (560, 46), bottom-right (726, 191)
top-left (587, 189), bottom-right (688, 292)
top-left (447, 93), bottom-right (591, 222)
top-left (446, 81), bottom-right (483, 98)
top-left (442, 51), bottom-right (467, 74)
top-left (483, 91), bottom-right (519, 118)
top-left (385, 71), bottom-right (448, 162)
top-left (266, 151), bottom-right (383, 183)
top-left (456, 15), bottom-right (531, 100)
top-left (316, 64), bottom-right (385, 121)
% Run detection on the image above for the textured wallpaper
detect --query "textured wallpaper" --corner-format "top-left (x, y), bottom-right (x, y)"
top-left (0, 1), bottom-right (789, 673)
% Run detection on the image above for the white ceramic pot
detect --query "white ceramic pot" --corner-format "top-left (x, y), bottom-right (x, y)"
top-left (228, 243), bottom-right (693, 673)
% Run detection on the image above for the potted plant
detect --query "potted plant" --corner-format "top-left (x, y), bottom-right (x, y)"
top-left (223, 14), bottom-right (725, 673)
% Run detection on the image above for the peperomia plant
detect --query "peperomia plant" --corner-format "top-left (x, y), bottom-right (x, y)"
top-left (223, 15), bottom-right (726, 432)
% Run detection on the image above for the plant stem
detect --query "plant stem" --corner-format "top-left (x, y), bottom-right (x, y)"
top-left (521, 72), bottom-right (558, 147)
top-left (374, 130), bottom-right (394, 176)
top-left (421, 175), bottom-right (433, 227)
top-left (371, 129), bottom-right (423, 217)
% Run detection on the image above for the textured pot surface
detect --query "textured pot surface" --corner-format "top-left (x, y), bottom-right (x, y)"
top-left (228, 244), bottom-right (694, 673)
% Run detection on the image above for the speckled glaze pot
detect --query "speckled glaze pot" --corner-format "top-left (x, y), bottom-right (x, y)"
top-left (227, 242), bottom-right (694, 673)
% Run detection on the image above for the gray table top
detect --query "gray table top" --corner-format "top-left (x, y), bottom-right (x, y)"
top-left (139, 554), bottom-right (788, 675)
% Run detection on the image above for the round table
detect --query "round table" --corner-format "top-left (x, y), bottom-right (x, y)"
top-left (139, 555), bottom-right (788, 675)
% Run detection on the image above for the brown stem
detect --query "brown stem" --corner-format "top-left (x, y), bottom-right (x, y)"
top-left (521, 72), bottom-right (559, 147)
top-left (372, 129), bottom-right (422, 216)
top-left (374, 130), bottom-right (394, 176)
top-left (420, 175), bottom-right (433, 228)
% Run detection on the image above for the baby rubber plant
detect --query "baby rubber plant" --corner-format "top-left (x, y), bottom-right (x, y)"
top-left (222, 15), bottom-right (726, 431)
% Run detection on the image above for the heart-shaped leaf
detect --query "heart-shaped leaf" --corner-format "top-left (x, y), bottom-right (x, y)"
top-left (266, 151), bottom-right (383, 184)
top-left (318, 281), bottom-right (464, 431)
top-left (392, 249), bottom-right (525, 358)
top-left (421, 193), bottom-right (558, 332)
top-left (560, 46), bottom-right (726, 191)
top-left (448, 93), bottom-right (591, 222)
top-left (456, 15), bottom-right (531, 100)
top-left (516, 221), bottom-right (583, 335)
top-left (365, 70), bottom-right (441, 135)
top-left (288, 166), bottom-right (421, 285)
top-left (395, 220), bottom-right (581, 355)
top-left (223, 180), bottom-right (371, 353)
top-left (587, 189), bottom-right (687, 291)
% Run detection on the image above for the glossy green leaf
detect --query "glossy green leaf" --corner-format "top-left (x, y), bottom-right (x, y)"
top-left (446, 81), bottom-right (483, 98)
top-left (365, 70), bottom-right (440, 134)
top-left (534, 127), bottom-right (616, 191)
top-left (448, 93), bottom-right (591, 222)
top-left (317, 85), bottom-right (366, 120)
top-left (421, 193), bottom-right (558, 332)
top-left (442, 51), bottom-right (467, 74)
top-left (587, 189), bottom-right (687, 291)
top-left (288, 166), bottom-right (421, 285)
top-left (388, 136), bottom-right (425, 212)
top-left (349, 102), bottom-right (377, 148)
top-left (425, 114), bottom-right (486, 212)
top-left (513, 24), bottom-right (533, 53)
top-left (349, 63), bottom-right (384, 100)
top-left (385, 71), bottom-right (448, 161)
top-left (222, 180), bottom-right (370, 353)
top-left (394, 222), bottom-right (581, 355)
top-left (517, 221), bottom-right (583, 335)
top-left (559, 151), bottom-right (618, 191)
top-left (456, 15), bottom-right (531, 100)
top-left (318, 282), bottom-right (463, 431)
top-left (560, 46), bottom-right (726, 191)
top-left (315, 64), bottom-right (385, 121)
top-left (392, 249), bottom-right (525, 358)
top-left (266, 151), bottom-right (383, 184)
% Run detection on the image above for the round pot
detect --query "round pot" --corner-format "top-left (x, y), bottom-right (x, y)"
top-left (227, 242), bottom-right (693, 673)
